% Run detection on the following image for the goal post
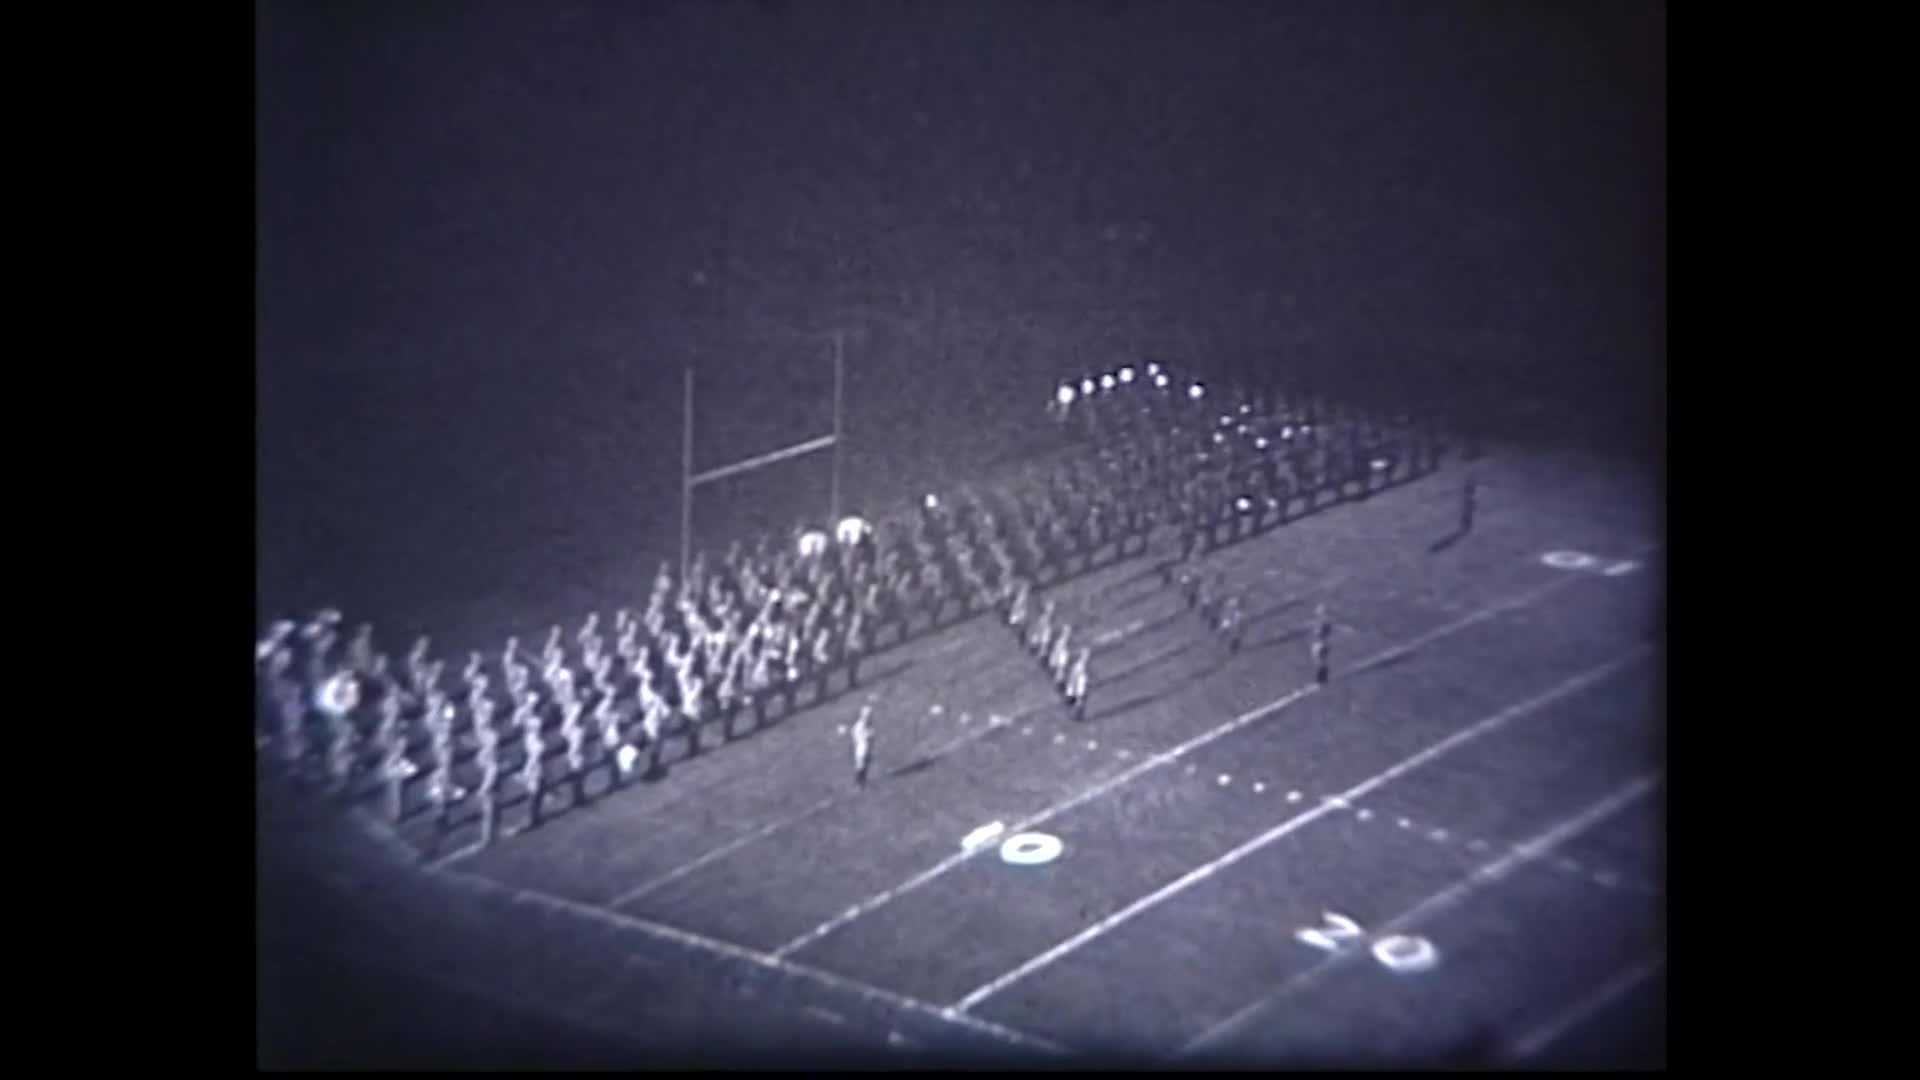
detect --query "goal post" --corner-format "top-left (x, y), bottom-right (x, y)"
top-left (679, 330), bottom-right (846, 582)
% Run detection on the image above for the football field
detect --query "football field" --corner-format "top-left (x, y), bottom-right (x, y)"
top-left (333, 441), bottom-right (1662, 1066)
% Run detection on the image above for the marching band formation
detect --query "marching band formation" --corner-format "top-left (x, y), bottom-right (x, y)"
top-left (255, 362), bottom-right (1450, 855)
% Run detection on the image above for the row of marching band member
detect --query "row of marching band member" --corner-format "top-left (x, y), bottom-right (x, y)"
top-left (254, 369), bottom-right (1449, 846)
top-left (1044, 362), bottom-right (1447, 557)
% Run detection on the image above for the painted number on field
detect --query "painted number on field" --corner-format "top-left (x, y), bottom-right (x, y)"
top-left (1295, 911), bottom-right (1441, 976)
top-left (1541, 550), bottom-right (1640, 577)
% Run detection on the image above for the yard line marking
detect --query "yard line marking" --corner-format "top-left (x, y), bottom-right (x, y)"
top-left (423, 838), bottom-right (489, 871)
top-left (1177, 772), bottom-right (1662, 1057)
top-left (424, 864), bottom-right (1066, 1056)
top-left (1092, 617), bottom-right (1150, 646)
top-left (1506, 954), bottom-right (1666, 1060)
top-left (953, 653), bottom-right (1656, 1015)
top-left (604, 792), bottom-right (843, 909)
top-left (770, 568), bottom-right (1631, 961)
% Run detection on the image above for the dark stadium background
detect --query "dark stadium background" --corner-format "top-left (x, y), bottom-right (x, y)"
top-left (255, 0), bottom-right (1662, 1066)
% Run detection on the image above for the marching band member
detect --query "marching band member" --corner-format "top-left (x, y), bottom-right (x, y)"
top-left (716, 641), bottom-right (745, 739)
top-left (559, 697), bottom-right (588, 801)
top-left (256, 619), bottom-right (295, 667)
top-left (747, 628), bottom-right (776, 725)
top-left (1006, 577), bottom-right (1031, 632)
top-left (473, 709), bottom-right (502, 846)
top-left (1028, 598), bottom-right (1056, 656)
top-left (1217, 593), bottom-right (1246, 654)
top-left (780, 629), bottom-right (803, 714)
top-left (589, 653), bottom-right (617, 703)
top-left (542, 652), bottom-right (576, 713)
top-left (375, 692), bottom-right (413, 822)
top-left (518, 703), bottom-right (546, 828)
top-left (810, 623), bottom-right (834, 700)
top-left (405, 636), bottom-right (432, 694)
top-left (302, 615), bottom-right (340, 689)
top-left (676, 664), bottom-right (706, 756)
top-left (271, 671), bottom-right (308, 777)
top-left (1312, 602), bottom-right (1333, 686)
top-left (643, 584), bottom-right (668, 640)
top-left (844, 609), bottom-right (867, 688)
top-left (318, 671), bottom-right (362, 797)
top-left (345, 623), bottom-right (377, 678)
top-left (640, 673), bottom-right (669, 774)
top-left (1049, 623), bottom-right (1074, 686)
top-left (850, 703), bottom-right (875, 788)
top-left (423, 692), bottom-right (462, 832)
top-left (580, 620), bottom-right (605, 674)
top-left (1066, 647), bottom-right (1091, 723)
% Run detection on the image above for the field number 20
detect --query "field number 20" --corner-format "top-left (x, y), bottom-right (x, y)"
top-left (1294, 911), bottom-right (1439, 974)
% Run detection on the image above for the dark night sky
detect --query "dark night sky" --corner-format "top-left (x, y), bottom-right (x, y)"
top-left (255, 0), bottom-right (1663, 646)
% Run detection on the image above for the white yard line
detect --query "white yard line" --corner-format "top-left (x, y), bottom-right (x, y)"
top-left (769, 558), bottom-right (1649, 962)
top-left (1177, 772), bottom-right (1662, 1056)
top-left (953, 655), bottom-right (1656, 1015)
top-left (424, 862), bottom-right (1066, 1056)
top-left (1506, 954), bottom-right (1666, 1061)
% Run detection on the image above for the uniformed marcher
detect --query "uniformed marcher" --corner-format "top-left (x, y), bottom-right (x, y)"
top-left (1028, 598), bottom-right (1057, 656)
top-left (473, 713), bottom-right (503, 846)
top-left (780, 632), bottom-right (803, 714)
top-left (716, 645), bottom-right (744, 740)
top-left (1066, 647), bottom-right (1091, 722)
top-left (423, 710), bottom-right (462, 838)
top-left (406, 636), bottom-right (433, 693)
top-left (519, 710), bottom-right (546, 830)
top-left (1312, 602), bottom-right (1333, 686)
top-left (346, 623), bottom-right (377, 677)
top-left (1049, 623), bottom-right (1074, 686)
top-left (1176, 562), bottom-right (1203, 611)
top-left (256, 619), bottom-right (296, 666)
top-left (640, 678), bottom-right (669, 775)
top-left (1006, 578), bottom-right (1031, 632)
top-left (318, 671), bottom-right (362, 797)
top-left (1460, 471), bottom-right (1479, 535)
top-left (678, 666), bottom-right (706, 756)
top-left (270, 671), bottom-right (309, 778)
top-left (593, 692), bottom-right (623, 777)
top-left (850, 703), bottom-right (875, 787)
top-left (844, 610), bottom-right (867, 687)
top-left (559, 697), bottom-right (588, 802)
top-left (1217, 593), bottom-right (1246, 653)
top-left (376, 693), bottom-right (412, 821)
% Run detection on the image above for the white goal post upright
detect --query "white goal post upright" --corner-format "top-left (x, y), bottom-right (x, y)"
top-left (679, 329), bottom-right (846, 583)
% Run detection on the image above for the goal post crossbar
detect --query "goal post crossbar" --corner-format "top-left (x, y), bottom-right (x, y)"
top-left (678, 330), bottom-right (846, 582)
top-left (687, 432), bottom-right (836, 489)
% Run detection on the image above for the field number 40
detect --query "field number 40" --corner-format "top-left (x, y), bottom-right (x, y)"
top-left (1540, 550), bottom-right (1640, 576)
